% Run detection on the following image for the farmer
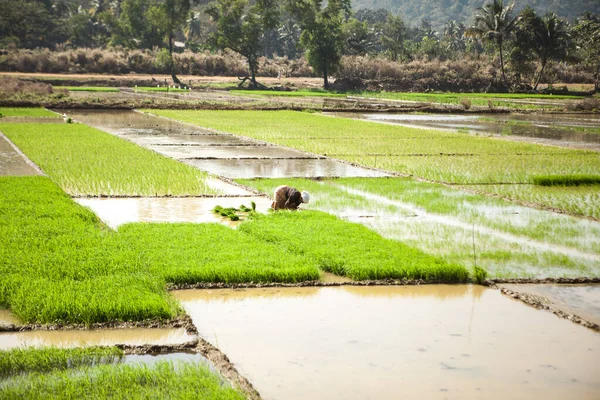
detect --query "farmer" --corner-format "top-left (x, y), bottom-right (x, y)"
top-left (271, 185), bottom-right (310, 210)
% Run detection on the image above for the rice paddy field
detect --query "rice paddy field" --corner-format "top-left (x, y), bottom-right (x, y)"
top-left (0, 347), bottom-right (244, 400)
top-left (1, 102), bottom-right (599, 398)
top-left (230, 90), bottom-right (584, 109)
top-left (147, 110), bottom-right (600, 219)
top-left (0, 123), bottom-right (219, 196)
top-left (0, 107), bottom-right (59, 117)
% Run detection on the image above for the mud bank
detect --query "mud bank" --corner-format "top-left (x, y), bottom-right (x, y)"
top-left (497, 284), bottom-right (600, 332)
top-left (0, 314), bottom-right (197, 335)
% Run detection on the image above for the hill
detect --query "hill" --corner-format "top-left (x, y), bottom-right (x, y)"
top-left (352, 0), bottom-right (600, 30)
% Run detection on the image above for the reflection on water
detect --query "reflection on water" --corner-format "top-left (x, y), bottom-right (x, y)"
top-left (0, 328), bottom-right (196, 350)
top-left (149, 145), bottom-right (310, 160)
top-left (500, 284), bottom-right (600, 326)
top-left (0, 134), bottom-right (40, 176)
top-left (177, 285), bottom-right (600, 400)
top-left (75, 197), bottom-right (272, 229)
top-left (185, 158), bottom-right (389, 179)
top-left (64, 109), bottom-right (388, 179)
top-left (325, 112), bottom-right (600, 151)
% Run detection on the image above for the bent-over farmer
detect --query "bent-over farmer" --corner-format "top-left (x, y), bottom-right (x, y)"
top-left (271, 185), bottom-right (310, 210)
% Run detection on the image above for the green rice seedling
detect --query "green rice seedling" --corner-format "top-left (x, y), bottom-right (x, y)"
top-left (532, 175), bottom-right (600, 186)
top-left (138, 86), bottom-right (190, 93)
top-left (148, 109), bottom-right (599, 215)
top-left (117, 223), bottom-right (320, 284)
top-left (0, 123), bottom-right (218, 196)
top-left (0, 107), bottom-right (58, 117)
top-left (238, 177), bottom-right (600, 278)
top-left (239, 211), bottom-right (469, 282)
top-left (0, 361), bottom-right (245, 400)
top-left (0, 347), bottom-right (123, 378)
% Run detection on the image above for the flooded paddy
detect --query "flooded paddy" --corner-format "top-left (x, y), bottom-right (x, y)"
top-left (174, 285), bottom-right (600, 400)
top-left (0, 328), bottom-right (195, 351)
top-left (75, 196), bottom-right (272, 229)
top-left (185, 158), bottom-right (388, 179)
top-left (0, 134), bottom-right (41, 176)
top-left (499, 284), bottom-right (600, 326)
top-left (64, 109), bottom-right (385, 179)
top-left (324, 112), bottom-right (600, 151)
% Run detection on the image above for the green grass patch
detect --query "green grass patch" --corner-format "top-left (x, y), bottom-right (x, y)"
top-left (0, 347), bottom-right (123, 378)
top-left (532, 175), bottom-right (600, 186)
top-left (0, 177), bottom-right (321, 323)
top-left (117, 223), bottom-right (320, 285)
top-left (239, 210), bottom-right (469, 282)
top-left (0, 107), bottom-right (57, 118)
top-left (0, 360), bottom-right (245, 400)
top-left (0, 123), bottom-right (217, 196)
top-left (58, 86), bottom-right (120, 92)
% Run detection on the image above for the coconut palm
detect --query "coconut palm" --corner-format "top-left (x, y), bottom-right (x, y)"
top-left (466, 0), bottom-right (519, 85)
top-left (531, 13), bottom-right (570, 90)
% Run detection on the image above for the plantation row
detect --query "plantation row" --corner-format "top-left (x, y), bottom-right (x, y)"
top-left (0, 347), bottom-right (243, 399)
top-left (147, 110), bottom-right (600, 219)
top-left (0, 177), bottom-right (468, 324)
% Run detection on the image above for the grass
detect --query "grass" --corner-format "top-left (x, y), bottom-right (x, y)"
top-left (239, 210), bottom-right (469, 282)
top-left (0, 177), bottom-right (180, 324)
top-left (532, 175), bottom-right (600, 186)
top-left (58, 86), bottom-right (120, 92)
top-left (117, 223), bottom-right (320, 285)
top-left (0, 107), bottom-right (57, 117)
top-left (0, 177), bottom-right (320, 323)
top-left (0, 347), bottom-right (123, 378)
top-left (147, 110), bottom-right (600, 217)
top-left (0, 360), bottom-right (245, 400)
top-left (0, 123), bottom-right (218, 196)
top-left (238, 177), bottom-right (600, 278)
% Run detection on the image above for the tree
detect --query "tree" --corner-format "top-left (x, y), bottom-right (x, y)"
top-left (288, 0), bottom-right (351, 89)
top-left (572, 13), bottom-right (600, 92)
top-left (342, 18), bottom-right (376, 56)
top-left (207, 0), bottom-right (279, 88)
top-left (466, 0), bottom-right (519, 86)
top-left (530, 13), bottom-right (570, 90)
top-left (380, 14), bottom-right (406, 61)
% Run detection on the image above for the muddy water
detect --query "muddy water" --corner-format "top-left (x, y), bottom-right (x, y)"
top-left (184, 158), bottom-right (389, 179)
top-left (64, 110), bottom-right (386, 179)
top-left (325, 112), bottom-right (600, 151)
top-left (124, 352), bottom-right (210, 367)
top-left (0, 309), bottom-right (21, 326)
top-left (149, 145), bottom-right (314, 160)
top-left (75, 197), bottom-right (272, 229)
top-left (174, 285), bottom-right (600, 400)
top-left (500, 284), bottom-right (600, 326)
top-left (0, 134), bottom-right (40, 176)
top-left (0, 328), bottom-right (195, 350)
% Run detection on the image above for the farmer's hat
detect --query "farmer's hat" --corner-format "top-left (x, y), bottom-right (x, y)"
top-left (301, 191), bottom-right (310, 204)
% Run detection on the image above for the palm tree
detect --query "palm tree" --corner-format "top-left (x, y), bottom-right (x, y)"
top-left (467, 0), bottom-right (519, 85)
top-left (531, 13), bottom-right (570, 90)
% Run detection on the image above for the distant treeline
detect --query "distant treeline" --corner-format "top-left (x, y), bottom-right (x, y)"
top-left (0, 0), bottom-right (598, 91)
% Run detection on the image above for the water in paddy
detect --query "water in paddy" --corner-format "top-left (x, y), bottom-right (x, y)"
top-left (64, 109), bottom-right (385, 179)
top-left (0, 309), bottom-right (21, 326)
top-left (0, 328), bottom-right (195, 351)
top-left (0, 134), bottom-right (40, 176)
top-left (75, 196), bottom-right (273, 229)
top-left (174, 285), bottom-right (600, 400)
top-left (324, 112), bottom-right (600, 151)
top-left (184, 158), bottom-right (388, 179)
top-left (500, 284), bottom-right (600, 326)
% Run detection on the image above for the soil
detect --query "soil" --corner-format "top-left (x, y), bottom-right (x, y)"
top-left (496, 286), bottom-right (600, 332)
